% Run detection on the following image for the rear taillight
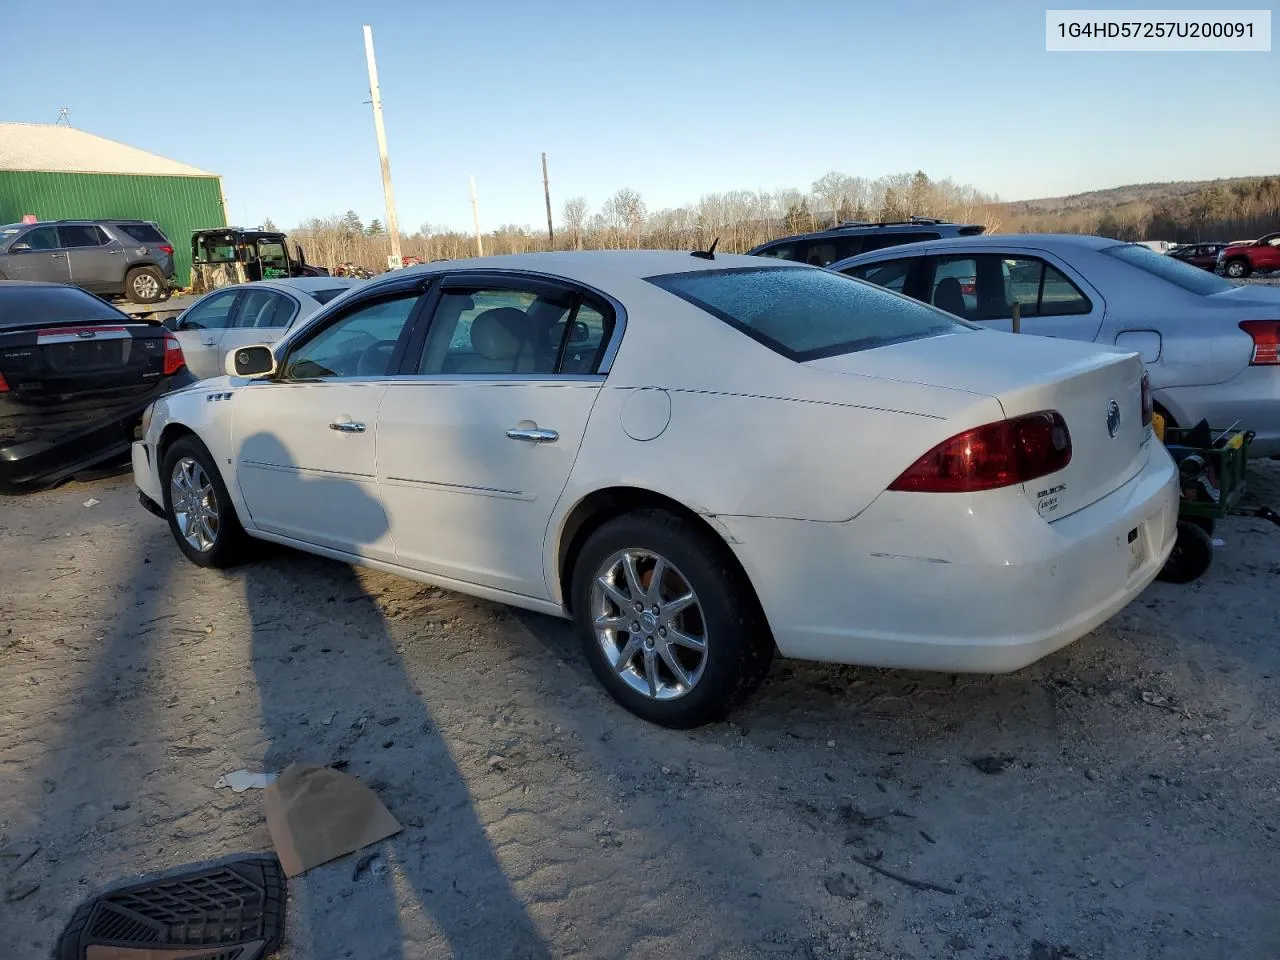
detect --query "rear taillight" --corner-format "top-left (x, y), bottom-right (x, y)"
top-left (1240, 320), bottom-right (1280, 365)
top-left (159, 245), bottom-right (174, 255)
top-left (889, 411), bottom-right (1072, 493)
top-left (1141, 371), bottom-right (1153, 426)
top-left (0, 372), bottom-right (8, 394)
top-left (162, 332), bottom-right (186, 375)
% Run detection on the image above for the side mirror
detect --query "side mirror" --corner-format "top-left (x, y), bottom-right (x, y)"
top-left (227, 344), bottom-right (277, 378)
top-left (569, 320), bottom-right (590, 343)
top-left (162, 316), bottom-right (180, 331)
top-left (10, 242), bottom-right (31, 253)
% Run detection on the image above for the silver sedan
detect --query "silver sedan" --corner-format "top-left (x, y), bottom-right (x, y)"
top-left (168, 277), bottom-right (363, 379)
top-left (832, 234), bottom-right (1280, 457)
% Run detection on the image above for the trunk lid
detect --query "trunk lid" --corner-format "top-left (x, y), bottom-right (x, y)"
top-left (807, 330), bottom-right (1150, 519)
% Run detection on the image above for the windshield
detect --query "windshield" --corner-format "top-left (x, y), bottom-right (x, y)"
top-left (0, 284), bottom-right (131, 328)
top-left (194, 233), bottom-right (239, 263)
top-left (1102, 243), bottom-right (1234, 296)
top-left (647, 265), bottom-right (971, 361)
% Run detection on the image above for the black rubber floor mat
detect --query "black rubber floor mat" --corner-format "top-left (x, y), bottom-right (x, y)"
top-left (55, 854), bottom-right (285, 960)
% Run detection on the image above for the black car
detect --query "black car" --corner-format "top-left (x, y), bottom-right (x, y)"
top-left (747, 217), bottom-right (986, 267)
top-left (0, 282), bottom-right (195, 492)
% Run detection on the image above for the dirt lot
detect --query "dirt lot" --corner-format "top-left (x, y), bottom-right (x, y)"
top-left (2, 470), bottom-right (1279, 960)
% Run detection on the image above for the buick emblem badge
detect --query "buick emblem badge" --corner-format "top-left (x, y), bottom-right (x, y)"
top-left (1106, 399), bottom-right (1121, 438)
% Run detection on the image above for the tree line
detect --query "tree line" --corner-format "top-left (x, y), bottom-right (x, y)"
top-left (280, 171), bottom-right (1280, 274)
top-left (283, 171), bottom-right (1002, 272)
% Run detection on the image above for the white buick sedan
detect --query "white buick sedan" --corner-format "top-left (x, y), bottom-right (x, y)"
top-left (133, 251), bottom-right (1178, 727)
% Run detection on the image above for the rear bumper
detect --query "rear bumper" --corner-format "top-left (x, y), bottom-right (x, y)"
top-left (0, 372), bottom-right (194, 492)
top-left (719, 443), bottom-right (1179, 673)
top-left (1155, 367), bottom-right (1280, 457)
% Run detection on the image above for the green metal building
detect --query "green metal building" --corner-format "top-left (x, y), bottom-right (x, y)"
top-left (0, 122), bottom-right (225, 286)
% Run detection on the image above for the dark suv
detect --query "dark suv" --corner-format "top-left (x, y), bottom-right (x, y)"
top-left (0, 219), bottom-right (176, 303)
top-left (747, 217), bottom-right (986, 267)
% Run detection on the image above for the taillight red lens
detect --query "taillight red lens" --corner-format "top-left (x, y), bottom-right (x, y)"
top-left (162, 332), bottom-right (186, 375)
top-left (159, 245), bottom-right (174, 255)
top-left (1240, 320), bottom-right (1280, 365)
top-left (889, 411), bottom-right (1072, 493)
top-left (1141, 371), bottom-right (1152, 426)
top-left (0, 371), bottom-right (9, 394)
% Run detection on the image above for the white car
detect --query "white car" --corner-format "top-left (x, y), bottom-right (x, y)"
top-left (169, 277), bottom-right (362, 379)
top-left (132, 251), bottom-right (1178, 727)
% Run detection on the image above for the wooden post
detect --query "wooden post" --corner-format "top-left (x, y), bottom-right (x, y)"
top-left (542, 152), bottom-right (558, 248)
top-left (362, 25), bottom-right (402, 267)
top-left (469, 175), bottom-right (484, 257)
top-left (1011, 300), bottom-right (1021, 334)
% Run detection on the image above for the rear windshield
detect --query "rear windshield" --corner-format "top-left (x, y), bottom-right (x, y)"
top-left (1102, 243), bottom-right (1233, 296)
top-left (0, 284), bottom-right (131, 328)
top-left (646, 265), bottom-right (970, 361)
top-left (114, 223), bottom-right (168, 244)
top-left (310, 287), bottom-right (351, 305)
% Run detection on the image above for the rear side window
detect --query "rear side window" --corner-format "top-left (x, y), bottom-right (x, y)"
top-left (795, 238), bottom-right (860, 267)
top-left (115, 222), bottom-right (168, 244)
top-left (0, 285), bottom-right (129, 328)
top-left (648, 266), bottom-right (969, 362)
top-left (58, 224), bottom-right (110, 248)
top-left (1102, 243), bottom-right (1233, 295)
top-left (845, 258), bottom-right (913, 293)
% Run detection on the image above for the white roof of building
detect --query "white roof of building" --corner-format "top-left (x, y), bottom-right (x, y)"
top-left (0, 123), bottom-right (217, 178)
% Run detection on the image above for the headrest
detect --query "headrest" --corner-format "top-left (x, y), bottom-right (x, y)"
top-left (470, 307), bottom-right (527, 361)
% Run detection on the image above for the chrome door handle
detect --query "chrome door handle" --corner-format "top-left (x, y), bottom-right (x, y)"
top-left (329, 421), bottom-right (366, 433)
top-left (506, 427), bottom-right (558, 443)
top-left (201, 338), bottom-right (218, 346)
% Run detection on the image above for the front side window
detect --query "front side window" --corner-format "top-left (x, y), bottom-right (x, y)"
top-left (16, 226), bottom-right (59, 251)
top-left (58, 224), bottom-right (109, 248)
top-left (178, 290), bottom-right (238, 330)
top-left (845, 258), bottom-right (912, 294)
top-left (418, 287), bottom-right (572, 375)
top-left (648, 266), bottom-right (969, 362)
top-left (282, 292), bottom-right (420, 379)
top-left (1102, 243), bottom-right (1233, 295)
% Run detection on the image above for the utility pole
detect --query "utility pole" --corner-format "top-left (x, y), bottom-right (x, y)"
top-left (541, 152), bottom-right (554, 247)
top-left (469, 175), bottom-right (484, 257)
top-left (362, 25), bottom-right (402, 267)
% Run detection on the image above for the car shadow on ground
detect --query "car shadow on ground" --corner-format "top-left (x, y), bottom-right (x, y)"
top-left (239, 432), bottom-right (551, 960)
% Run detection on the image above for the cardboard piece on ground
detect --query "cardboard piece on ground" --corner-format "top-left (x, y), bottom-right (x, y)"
top-left (264, 762), bottom-right (402, 878)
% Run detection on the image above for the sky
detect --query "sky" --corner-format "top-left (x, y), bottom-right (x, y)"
top-left (4, 0), bottom-right (1278, 233)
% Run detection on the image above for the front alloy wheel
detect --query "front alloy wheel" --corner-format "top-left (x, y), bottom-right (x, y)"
top-left (1226, 260), bottom-right (1248, 278)
top-left (591, 548), bottom-right (709, 700)
top-left (170, 456), bottom-right (219, 552)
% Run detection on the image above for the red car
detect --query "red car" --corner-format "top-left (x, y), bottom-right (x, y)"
top-left (1168, 242), bottom-right (1229, 272)
top-left (1216, 233), bottom-right (1280, 278)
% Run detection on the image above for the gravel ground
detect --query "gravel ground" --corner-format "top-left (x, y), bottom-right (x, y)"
top-left (2, 469), bottom-right (1279, 960)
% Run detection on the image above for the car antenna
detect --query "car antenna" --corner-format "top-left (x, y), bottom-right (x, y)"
top-left (691, 237), bottom-right (719, 260)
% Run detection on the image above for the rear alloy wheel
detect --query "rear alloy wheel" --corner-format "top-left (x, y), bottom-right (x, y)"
top-left (572, 509), bottom-right (773, 728)
top-left (127, 266), bottom-right (166, 303)
top-left (1225, 259), bottom-right (1251, 279)
top-left (160, 437), bottom-right (247, 568)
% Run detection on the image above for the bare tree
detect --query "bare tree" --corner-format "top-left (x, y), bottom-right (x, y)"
top-left (562, 197), bottom-right (589, 250)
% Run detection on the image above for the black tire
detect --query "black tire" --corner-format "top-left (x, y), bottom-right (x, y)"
top-left (1185, 515), bottom-right (1215, 537)
top-left (1224, 258), bottom-right (1251, 279)
top-left (570, 508), bottom-right (774, 728)
top-left (1157, 521), bottom-right (1213, 584)
top-left (126, 265), bottom-right (166, 303)
top-left (159, 436), bottom-right (249, 568)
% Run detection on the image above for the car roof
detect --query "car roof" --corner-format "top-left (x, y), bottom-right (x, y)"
top-left (391, 250), bottom-right (800, 284)
top-left (265, 277), bottom-right (363, 293)
top-left (835, 233), bottom-right (1120, 266)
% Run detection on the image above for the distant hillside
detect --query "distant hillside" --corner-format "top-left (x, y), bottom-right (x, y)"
top-left (1000, 176), bottom-right (1280, 241)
